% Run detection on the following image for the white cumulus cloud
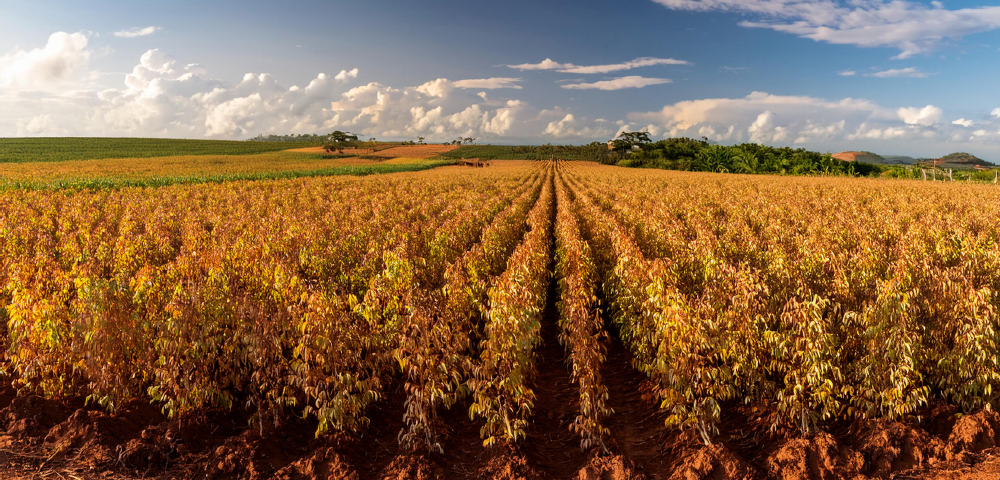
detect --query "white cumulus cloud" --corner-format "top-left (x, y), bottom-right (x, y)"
top-left (559, 57), bottom-right (690, 74)
top-left (627, 91), bottom-right (1000, 155)
top-left (0, 31), bottom-right (91, 88)
top-left (543, 113), bottom-right (612, 138)
top-left (452, 77), bottom-right (522, 89)
top-left (6, 29), bottom-right (999, 156)
top-left (868, 67), bottom-right (928, 78)
top-left (15, 114), bottom-right (67, 136)
top-left (848, 123), bottom-right (908, 140)
top-left (505, 58), bottom-right (575, 70)
top-left (897, 105), bottom-right (942, 126)
top-left (507, 56), bottom-right (689, 73)
top-left (0, 34), bottom-right (540, 141)
top-left (334, 68), bottom-right (358, 82)
top-left (631, 91), bottom-right (891, 139)
top-left (748, 111), bottom-right (790, 144)
top-left (416, 78), bottom-right (453, 98)
top-left (561, 76), bottom-right (671, 90)
top-left (113, 26), bottom-right (161, 38)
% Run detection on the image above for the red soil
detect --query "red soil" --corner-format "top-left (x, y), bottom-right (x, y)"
top-left (831, 152), bottom-right (862, 162)
top-left (4, 377), bottom-right (1000, 479)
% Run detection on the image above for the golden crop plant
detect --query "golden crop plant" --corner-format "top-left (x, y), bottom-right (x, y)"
top-left (2, 160), bottom-right (1000, 453)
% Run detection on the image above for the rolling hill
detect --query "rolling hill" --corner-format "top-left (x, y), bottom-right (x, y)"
top-left (834, 150), bottom-right (994, 169)
top-left (831, 151), bottom-right (884, 163)
top-left (941, 152), bottom-right (993, 166)
top-left (917, 152), bottom-right (995, 170)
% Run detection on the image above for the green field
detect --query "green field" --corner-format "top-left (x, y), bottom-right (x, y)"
top-left (0, 137), bottom-right (322, 163)
top-left (0, 159), bottom-right (452, 190)
top-left (0, 137), bottom-right (452, 189)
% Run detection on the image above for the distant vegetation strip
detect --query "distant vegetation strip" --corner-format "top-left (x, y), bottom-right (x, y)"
top-left (0, 159), bottom-right (452, 190)
top-left (0, 137), bottom-right (323, 163)
top-left (440, 141), bottom-right (878, 176)
top-left (617, 138), bottom-right (889, 176)
top-left (443, 139), bottom-right (1000, 181)
top-left (440, 144), bottom-right (612, 161)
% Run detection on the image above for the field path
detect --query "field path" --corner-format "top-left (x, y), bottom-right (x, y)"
top-left (600, 333), bottom-right (675, 478)
top-left (521, 227), bottom-right (590, 477)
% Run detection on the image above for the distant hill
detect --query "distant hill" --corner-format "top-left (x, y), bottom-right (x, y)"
top-left (833, 150), bottom-right (995, 169)
top-left (916, 152), bottom-right (995, 170)
top-left (880, 155), bottom-right (917, 165)
top-left (831, 151), bottom-right (917, 165)
top-left (941, 152), bottom-right (993, 166)
top-left (831, 151), bottom-right (884, 163)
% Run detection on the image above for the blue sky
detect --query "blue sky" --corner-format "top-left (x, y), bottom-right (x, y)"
top-left (1, 0), bottom-right (999, 158)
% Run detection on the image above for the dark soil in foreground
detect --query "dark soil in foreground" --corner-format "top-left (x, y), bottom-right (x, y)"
top-left (3, 282), bottom-right (1000, 480)
top-left (5, 358), bottom-right (1000, 479)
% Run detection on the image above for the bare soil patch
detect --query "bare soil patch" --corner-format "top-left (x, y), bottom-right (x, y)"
top-left (521, 267), bottom-right (589, 477)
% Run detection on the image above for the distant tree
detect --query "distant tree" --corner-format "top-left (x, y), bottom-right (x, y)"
top-left (609, 131), bottom-right (651, 157)
top-left (463, 137), bottom-right (476, 145)
top-left (619, 131), bottom-right (651, 146)
top-left (332, 131), bottom-right (358, 143)
top-left (418, 136), bottom-right (425, 144)
top-left (323, 130), bottom-right (359, 154)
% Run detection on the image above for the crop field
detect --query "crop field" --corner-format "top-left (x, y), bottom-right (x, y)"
top-left (0, 137), bottom-right (322, 163)
top-left (2, 160), bottom-right (1000, 480)
top-left (0, 141), bottom-right (456, 190)
top-left (0, 152), bottom-right (444, 189)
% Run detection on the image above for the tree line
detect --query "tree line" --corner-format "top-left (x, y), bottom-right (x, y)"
top-left (606, 134), bottom-right (884, 176)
